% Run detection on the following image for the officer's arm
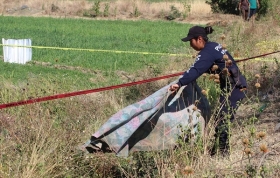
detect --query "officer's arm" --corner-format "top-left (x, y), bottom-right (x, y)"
top-left (177, 52), bottom-right (215, 87)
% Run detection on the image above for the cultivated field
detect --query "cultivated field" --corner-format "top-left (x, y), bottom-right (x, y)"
top-left (0, 0), bottom-right (280, 177)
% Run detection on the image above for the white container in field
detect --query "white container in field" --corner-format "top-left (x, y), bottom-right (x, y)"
top-left (2, 38), bottom-right (32, 64)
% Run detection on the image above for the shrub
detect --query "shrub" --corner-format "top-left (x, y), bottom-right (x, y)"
top-left (206, 0), bottom-right (270, 16)
top-left (91, 1), bottom-right (101, 17)
top-left (103, 3), bottom-right (110, 17)
top-left (166, 5), bottom-right (181, 20)
top-left (257, 0), bottom-right (269, 18)
top-left (206, 0), bottom-right (240, 14)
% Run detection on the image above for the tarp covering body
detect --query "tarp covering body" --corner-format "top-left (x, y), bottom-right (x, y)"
top-left (81, 80), bottom-right (210, 157)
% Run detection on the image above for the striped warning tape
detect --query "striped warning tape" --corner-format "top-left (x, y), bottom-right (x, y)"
top-left (0, 44), bottom-right (189, 57)
top-left (1, 44), bottom-right (279, 61)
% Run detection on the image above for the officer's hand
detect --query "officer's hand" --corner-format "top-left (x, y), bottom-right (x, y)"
top-left (169, 84), bottom-right (179, 93)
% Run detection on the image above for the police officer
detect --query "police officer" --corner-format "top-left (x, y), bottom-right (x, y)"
top-left (169, 26), bottom-right (247, 155)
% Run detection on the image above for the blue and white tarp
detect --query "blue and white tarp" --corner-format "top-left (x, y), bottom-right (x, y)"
top-left (81, 80), bottom-right (211, 157)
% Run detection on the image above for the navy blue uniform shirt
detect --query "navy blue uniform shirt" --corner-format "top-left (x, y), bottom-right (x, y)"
top-left (177, 42), bottom-right (247, 89)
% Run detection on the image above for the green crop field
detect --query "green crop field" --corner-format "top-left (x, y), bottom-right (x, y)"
top-left (1, 15), bottom-right (223, 104)
top-left (0, 16), bottom-right (200, 89)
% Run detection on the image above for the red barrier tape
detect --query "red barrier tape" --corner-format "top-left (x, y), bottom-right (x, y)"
top-left (235, 50), bottom-right (280, 62)
top-left (0, 72), bottom-right (184, 109)
top-left (0, 51), bottom-right (279, 109)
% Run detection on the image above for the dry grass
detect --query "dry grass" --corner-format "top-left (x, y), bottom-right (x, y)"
top-left (0, 0), bottom-right (211, 20)
top-left (0, 0), bottom-right (280, 177)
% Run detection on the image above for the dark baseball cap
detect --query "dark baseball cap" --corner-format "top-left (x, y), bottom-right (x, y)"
top-left (181, 26), bottom-right (207, 42)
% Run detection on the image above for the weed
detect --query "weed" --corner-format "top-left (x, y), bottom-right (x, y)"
top-left (166, 5), bottom-right (181, 20)
top-left (92, 0), bottom-right (101, 17)
top-left (103, 3), bottom-right (110, 17)
top-left (132, 5), bottom-right (140, 18)
top-left (182, 1), bottom-right (191, 19)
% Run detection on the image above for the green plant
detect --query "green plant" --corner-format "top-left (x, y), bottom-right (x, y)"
top-left (113, 6), bottom-right (117, 17)
top-left (103, 3), bottom-right (110, 17)
top-left (241, 129), bottom-right (271, 178)
top-left (166, 5), bottom-right (181, 20)
top-left (182, 1), bottom-right (191, 19)
top-left (206, 0), bottom-right (268, 16)
top-left (132, 5), bottom-right (141, 17)
top-left (92, 0), bottom-right (101, 17)
top-left (206, 0), bottom-right (239, 14)
top-left (82, 10), bottom-right (90, 17)
top-left (158, 9), bottom-right (166, 19)
top-left (269, 0), bottom-right (280, 23)
top-left (256, 0), bottom-right (270, 19)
